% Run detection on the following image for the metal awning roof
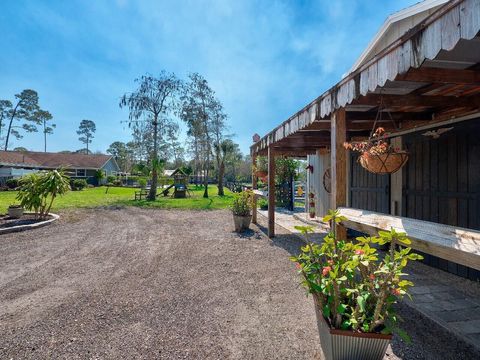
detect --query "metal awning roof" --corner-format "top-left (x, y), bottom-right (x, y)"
top-left (251, 0), bottom-right (480, 156)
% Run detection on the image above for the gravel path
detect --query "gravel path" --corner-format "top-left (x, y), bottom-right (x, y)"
top-left (0, 208), bottom-right (478, 359)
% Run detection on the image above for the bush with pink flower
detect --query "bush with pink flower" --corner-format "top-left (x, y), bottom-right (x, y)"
top-left (290, 209), bottom-right (423, 340)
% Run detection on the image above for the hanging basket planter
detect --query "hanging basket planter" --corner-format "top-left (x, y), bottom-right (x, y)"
top-left (359, 151), bottom-right (408, 175)
top-left (255, 170), bottom-right (267, 178)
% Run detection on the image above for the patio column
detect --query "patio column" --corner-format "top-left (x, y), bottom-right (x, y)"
top-left (252, 153), bottom-right (258, 224)
top-left (268, 146), bottom-right (276, 238)
top-left (331, 108), bottom-right (347, 239)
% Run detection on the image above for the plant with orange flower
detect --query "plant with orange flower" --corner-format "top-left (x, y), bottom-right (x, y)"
top-left (290, 210), bottom-right (423, 341)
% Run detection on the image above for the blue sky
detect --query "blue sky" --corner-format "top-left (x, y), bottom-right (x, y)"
top-left (0, 0), bottom-right (420, 155)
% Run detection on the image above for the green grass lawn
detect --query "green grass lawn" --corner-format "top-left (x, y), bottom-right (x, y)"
top-left (0, 185), bottom-right (234, 213)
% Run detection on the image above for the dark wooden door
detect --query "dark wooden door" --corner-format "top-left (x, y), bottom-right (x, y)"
top-left (350, 153), bottom-right (390, 214)
top-left (402, 120), bottom-right (480, 280)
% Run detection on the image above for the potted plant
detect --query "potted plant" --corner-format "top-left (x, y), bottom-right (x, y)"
top-left (308, 192), bottom-right (316, 219)
top-left (290, 210), bottom-right (423, 360)
top-left (344, 127), bottom-right (408, 174)
top-left (231, 190), bottom-right (253, 232)
top-left (8, 204), bottom-right (23, 219)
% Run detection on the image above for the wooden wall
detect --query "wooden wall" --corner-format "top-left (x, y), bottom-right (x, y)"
top-left (349, 153), bottom-right (390, 214)
top-left (402, 120), bottom-right (480, 280)
top-left (307, 151), bottom-right (331, 217)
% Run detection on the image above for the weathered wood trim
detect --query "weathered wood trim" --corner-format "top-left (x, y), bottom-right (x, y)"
top-left (338, 207), bottom-right (480, 271)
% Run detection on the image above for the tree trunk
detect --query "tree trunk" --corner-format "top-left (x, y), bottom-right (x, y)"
top-left (148, 116), bottom-right (159, 201)
top-left (44, 121), bottom-right (47, 152)
top-left (218, 160), bottom-right (225, 196)
top-left (203, 143), bottom-right (209, 198)
top-left (5, 103), bottom-right (19, 151)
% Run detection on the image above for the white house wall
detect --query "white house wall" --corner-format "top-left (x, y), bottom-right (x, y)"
top-left (307, 150), bottom-right (331, 217)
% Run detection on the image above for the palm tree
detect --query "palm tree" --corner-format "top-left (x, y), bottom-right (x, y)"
top-left (215, 139), bottom-right (236, 196)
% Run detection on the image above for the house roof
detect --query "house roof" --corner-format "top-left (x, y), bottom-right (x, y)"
top-left (0, 151), bottom-right (115, 170)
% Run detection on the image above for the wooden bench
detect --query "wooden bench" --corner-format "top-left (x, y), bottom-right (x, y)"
top-left (134, 189), bottom-right (148, 200)
top-left (338, 207), bottom-right (480, 271)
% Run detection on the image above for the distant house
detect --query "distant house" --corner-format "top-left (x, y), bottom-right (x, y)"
top-left (0, 150), bottom-right (120, 185)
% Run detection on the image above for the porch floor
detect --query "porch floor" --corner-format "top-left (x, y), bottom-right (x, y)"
top-left (257, 208), bottom-right (327, 243)
top-left (257, 210), bottom-right (480, 353)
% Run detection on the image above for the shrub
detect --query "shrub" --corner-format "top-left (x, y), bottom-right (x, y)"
top-left (16, 169), bottom-right (70, 219)
top-left (6, 178), bottom-right (19, 189)
top-left (138, 178), bottom-right (147, 189)
top-left (290, 210), bottom-right (423, 340)
top-left (258, 198), bottom-right (268, 210)
top-left (231, 190), bottom-right (252, 216)
top-left (106, 175), bottom-right (116, 184)
top-left (94, 170), bottom-right (105, 184)
top-left (71, 179), bottom-right (88, 191)
top-left (113, 179), bottom-right (122, 186)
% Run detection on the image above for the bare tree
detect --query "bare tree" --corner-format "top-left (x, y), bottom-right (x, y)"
top-left (120, 72), bottom-right (181, 200)
top-left (181, 73), bottom-right (219, 198)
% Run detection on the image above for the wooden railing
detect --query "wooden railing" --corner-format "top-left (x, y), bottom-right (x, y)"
top-left (338, 207), bottom-right (480, 271)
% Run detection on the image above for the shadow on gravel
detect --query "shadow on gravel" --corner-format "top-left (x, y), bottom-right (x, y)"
top-left (254, 222), bottom-right (304, 256)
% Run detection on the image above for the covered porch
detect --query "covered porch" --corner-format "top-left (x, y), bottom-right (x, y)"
top-left (251, 0), bottom-right (480, 279)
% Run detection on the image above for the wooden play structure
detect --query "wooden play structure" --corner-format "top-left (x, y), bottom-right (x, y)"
top-left (162, 168), bottom-right (190, 198)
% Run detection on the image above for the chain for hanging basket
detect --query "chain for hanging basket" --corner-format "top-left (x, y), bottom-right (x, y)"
top-left (355, 93), bottom-right (409, 175)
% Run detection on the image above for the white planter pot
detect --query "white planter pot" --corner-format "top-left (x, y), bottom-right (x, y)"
top-left (313, 297), bottom-right (392, 360)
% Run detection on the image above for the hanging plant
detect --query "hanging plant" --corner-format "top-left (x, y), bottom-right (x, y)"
top-left (344, 127), bottom-right (408, 175)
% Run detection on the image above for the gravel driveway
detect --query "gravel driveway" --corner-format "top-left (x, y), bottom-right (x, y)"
top-left (0, 208), bottom-right (478, 359)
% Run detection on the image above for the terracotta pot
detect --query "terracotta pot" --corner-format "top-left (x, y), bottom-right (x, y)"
top-left (233, 214), bottom-right (252, 232)
top-left (255, 170), bottom-right (267, 178)
top-left (309, 212), bottom-right (316, 219)
top-left (8, 206), bottom-right (23, 219)
top-left (313, 296), bottom-right (391, 360)
top-left (359, 151), bottom-right (408, 175)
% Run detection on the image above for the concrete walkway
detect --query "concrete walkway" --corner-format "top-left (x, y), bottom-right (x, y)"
top-left (258, 209), bottom-right (480, 352)
top-left (257, 208), bottom-right (328, 243)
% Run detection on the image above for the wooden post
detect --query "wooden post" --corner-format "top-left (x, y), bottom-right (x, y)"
top-left (252, 153), bottom-right (258, 224)
top-left (390, 137), bottom-right (402, 216)
top-left (268, 146), bottom-right (276, 238)
top-left (331, 108), bottom-right (347, 239)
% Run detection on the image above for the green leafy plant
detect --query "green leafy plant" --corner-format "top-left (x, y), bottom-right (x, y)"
top-left (231, 190), bottom-right (252, 216)
top-left (258, 198), bottom-right (268, 210)
top-left (94, 169), bottom-right (105, 184)
top-left (71, 179), bottom-right (88, 191)
top-left (290, 209), bottom-right (423, 341)
top-left (138, 178), bottom-right (147, 189)
top-left (106, 175), bottom-right (116, 184)
top-left (16, 169), bottom-right (70, 219)
top-left (5, 178), bottom-right (19, 189)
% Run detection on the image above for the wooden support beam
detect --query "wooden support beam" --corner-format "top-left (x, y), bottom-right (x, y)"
top-left (252, 153), bottom-right (258, 224)
top-left (353, 93), bottom-right (480, 109)
top-left (331, 108), bottom-right (347, 239)
top-left (268, 146), bottom-right (276, 238)
top-left (396, 67), bottom-right (480, 85)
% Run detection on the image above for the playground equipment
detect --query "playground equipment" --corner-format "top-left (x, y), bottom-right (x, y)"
top-left (162, 168), bottom-right (189, 198)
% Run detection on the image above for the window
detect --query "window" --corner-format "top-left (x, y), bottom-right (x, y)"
top-left (76, 169), bottom-right (86, 177)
